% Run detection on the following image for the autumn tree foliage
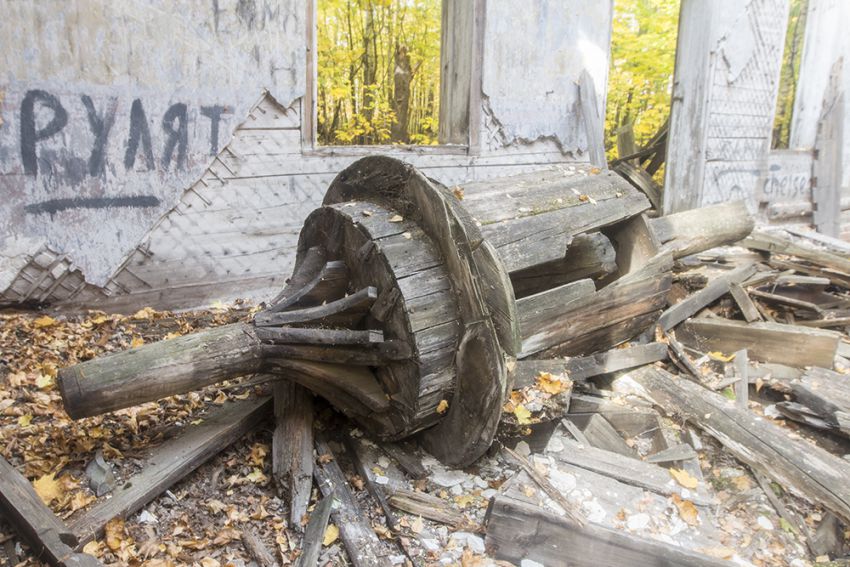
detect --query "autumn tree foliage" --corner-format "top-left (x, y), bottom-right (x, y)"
top-left (317, 0), bottom-right (441, 146)
top-left (604, 0), bottom-right (680, 161)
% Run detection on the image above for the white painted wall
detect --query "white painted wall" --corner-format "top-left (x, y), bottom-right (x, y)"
top-left (0, 0), bottom-right (615, 309)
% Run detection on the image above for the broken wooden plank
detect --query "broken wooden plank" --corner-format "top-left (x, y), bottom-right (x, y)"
top-left (485, 493), bottom-right (727, 567)
top-left (378, 441), bottom-right (427, 480)
top-left (386, 487), bottom-right (467, 527)
top-left (71, 397), bottom-right (271, 546)
top-left (675, 318), bottom-right (840, 368)
top-left (649, 201), bottom-right (754, 259)
top-left (255, 287), bottom-right (378, 327)
top-left (272, 382), bottom-right (313, 529)
top-left (343, 436), bottom-right (397, 531)
top-left (295, 495), bottom-right (333, 567)
top-left (579, 414), bottom-right (634, 457)
top-left (728, 282), bottom-right (762, 323)
top-left (313, 435), bottom-right (392, 567)
top-left (733, 349), bottom-right (749, 410)
top-left (657, 263), bottom-right (756, 331)
top-left (779, 367), bottom-right (850, 438)
top-left (241, 528), bottom-right (278, 567)
top-left (554, 439), bottom-right (713, 506)
top-left (620, 366), bottom-right (850, 523)
top-left (513, 343), bottom-right (668, 388)
top-left (743, 230), bottom-right (850, 276)
top-left (0, 457), bottom-right (104, 567)
top-left (502, 446), bottom-right (585, 525)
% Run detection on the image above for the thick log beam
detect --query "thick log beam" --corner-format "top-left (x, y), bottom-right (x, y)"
top-left (59, 323), bottom-right (264, 419)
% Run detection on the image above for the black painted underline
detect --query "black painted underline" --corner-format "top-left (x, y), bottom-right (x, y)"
top-left (24, 196), bottom-right (161, 214)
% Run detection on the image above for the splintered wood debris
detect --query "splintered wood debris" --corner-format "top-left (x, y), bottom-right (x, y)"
top-left (3, 209), bottom-right (850, 566)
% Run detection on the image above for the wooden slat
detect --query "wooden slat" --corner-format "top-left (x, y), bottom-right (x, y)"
top-left (71, 397), bottom-right (271, 546)
top-left (624, 366), bottom-right (850, 524)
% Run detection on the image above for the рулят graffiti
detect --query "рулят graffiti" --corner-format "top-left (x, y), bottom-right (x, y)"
top-left (20, 89), bottom-right (229, 177)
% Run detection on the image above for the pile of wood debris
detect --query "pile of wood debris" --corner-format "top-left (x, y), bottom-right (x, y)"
top-left (2, 226), bottom-right (850, 567)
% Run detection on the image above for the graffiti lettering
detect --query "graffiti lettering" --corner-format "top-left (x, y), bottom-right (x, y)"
top-left (20, 90), bottom-right (68, 175)
top-left (81, 95), bottom-right (117, 177)
top-left (124, 98), bottom-right (155, 171)
top-left (17, 91), bottom-right (230, 177)
top-left (201, 105), bottom-right (228, 155)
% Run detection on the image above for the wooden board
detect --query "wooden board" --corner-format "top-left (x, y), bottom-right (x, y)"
top-left (70, 397), bottom-right (271, 546)
top-left (623, 366), bottom-right (850, 523)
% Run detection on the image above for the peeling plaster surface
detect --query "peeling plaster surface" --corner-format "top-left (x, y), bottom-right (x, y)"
top-left (0, 0), bottom-right (305, 285)
top-left (480, 0), bottom-right (612, 154)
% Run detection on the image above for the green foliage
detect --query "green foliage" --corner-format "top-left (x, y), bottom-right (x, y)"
top-left (604, 0), bottom-right (680, 161)
top-left (772, 0), bottom-right (808, 149)
top-left (317, 0), bottom-right (441, 146)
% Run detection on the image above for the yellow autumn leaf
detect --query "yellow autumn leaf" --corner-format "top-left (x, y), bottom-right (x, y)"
top-left (18, 414), bottom-right (33, 427)
top-left (33, 315), bottom-right (57, 328)
top-left (82, 541), bottom-right (102, 557)
top-left (245, 468), bottom-right (268, 484)
top-left (454, 494), bottom-right (475, 508)
top-left (89, 314), bottom-right (109, 325)
top-left (669, 468), bottom-right (699, 489)
top-left (35, 373), bottom-right (54, 389)
top-left (33, 472), bottom-right (63, 504)
top-left (104, 517), bottom-right (126, 551)
top-left (410, 516), bottom-right (424, 534)
top-left (671, 494), bottom-right (699, 526)
top-left (130, 336), bottom-right (145, 348)
top-left (132, 307), bottom-right (156, 320)
top-left (248, 443), bottom-right (269, 466)
top-left (536, 371), bottom-right (571, 395)
top-left (323, 523), bottom-right (340, 546)
top-left (513, 404), bottom-right (533, 425)
top-left (707, 351), bottom-right (735, 363)
top-left (200, 558), bottom-right (220, 567)
top-left (436, 399), bottom-right (449, 414)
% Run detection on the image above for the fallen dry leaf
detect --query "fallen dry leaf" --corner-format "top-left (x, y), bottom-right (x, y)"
top-left (436, 399), bottom-right (449, 414)
top-left (669, 468), bottom-right (699, 489)
top-left (323, 523), bottom-right (340, 546)
top-left (513, 404), bottom-right (533, 425)
top-left (33, 472), bottom-right (63, 505)
top-left (671, 494), bottom-right (699, 526)
top-left (410, 516), bottom-right (424, 534)
top-left (388, 214), bottom-right (404, 223)
top-left (104, 517), bottom-right (127, 552)
top-left (535, 371), bottom-right (571, 395)
top-left (33, 315), bottom-right (57, 328)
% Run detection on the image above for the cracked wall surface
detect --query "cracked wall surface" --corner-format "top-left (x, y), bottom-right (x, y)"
top-left (1, 0), bottom-right (615, 310)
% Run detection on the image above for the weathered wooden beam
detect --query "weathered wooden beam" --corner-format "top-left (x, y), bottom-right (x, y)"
top-left (71, 397), bottom-right (271, 546)
top-left (255, 287), bottom-right (378, 327)
top-left (675, 318), bottom-right (840, 368)
top-left (0, 457), bottom-right (104, 567)
top-left (241, 528), bottom-right (278, 567)
top-left (728, 282), bottom-right (762, 322)
top-left (657, 263), bottom-right (757, 331)
top-left (313, 435), bottom-right (392, 567)
top-left (649, 201), bottom-right (754, 259)
top-left (295, 495), bottom-right (333, 567)
top-left (266, 260), bottom-right (349, 313)
top-left (386, 488), bottom-right (467, 527)
top-left (272, 382), bottom-right (313, 529)
top-left (621, 366), bottom-right (850, 523)
top-left (485, 493), bottom-right (727, 567)
top-left (512, 342), bottom-right (668, 388)
top-left (743, 230), bottom-right (850, 275)
top-left (59, 323), bottom-right (264, 419)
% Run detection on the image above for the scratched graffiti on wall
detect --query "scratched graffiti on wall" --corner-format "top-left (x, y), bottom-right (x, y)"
top-left (11, 89), bottom-right (231, 214)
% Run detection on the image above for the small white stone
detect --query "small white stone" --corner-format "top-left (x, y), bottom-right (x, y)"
top-left (546, 436), bottom-right (564, 453)
top-left (449, 532), bottom-right (485, 555)
top-left (515, 441), bottom-right (531, 457)
top-left (757, 516), bottom-right (774, 530)
top-left (390, 555), bottom-right (406, 565)
top-left (583, 499), bottom-right (606, 523)
top-left (626, 513), bottom-right (651, 531)
top-left (450, 484), bottom-right (464, 495)
top-left (377, 456), bottom-right (390, 469)
top-left (420, 538), bottom-right (441, 553)
top-left (548, 469), bottom-right (576, 493)
top-left (482, 488), bottom-right (497, 499)
top-left (138, 510), bottom-right (158, 524)
top-left (521, 560), bottom-right (545, 567)
top-left (374, 475), bottom-right (390, 485)
top-left (431, 469), bottom-right (468, 487)
top-left (473, 476), bottom-right (489, 489)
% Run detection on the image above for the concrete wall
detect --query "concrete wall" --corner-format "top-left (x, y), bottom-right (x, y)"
top-left (0, 0), bottom-right (614, 309)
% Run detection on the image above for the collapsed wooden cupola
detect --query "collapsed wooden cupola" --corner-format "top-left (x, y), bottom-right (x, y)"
top-left (58, 156), bottom-right (752, 466)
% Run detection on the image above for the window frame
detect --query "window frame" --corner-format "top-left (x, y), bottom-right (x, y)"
top-left (301, 0), bottom-right (484, 156)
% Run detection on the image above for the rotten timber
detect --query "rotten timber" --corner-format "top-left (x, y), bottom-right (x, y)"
top-left (621, 366), bottom-right (850, 524)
